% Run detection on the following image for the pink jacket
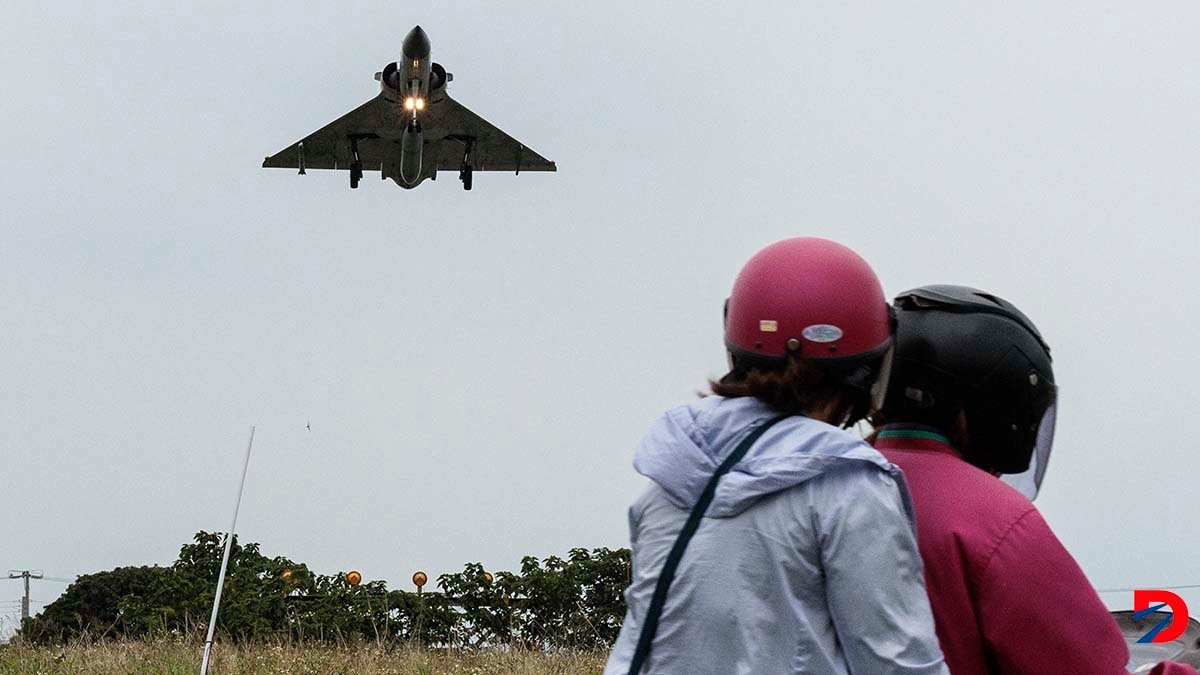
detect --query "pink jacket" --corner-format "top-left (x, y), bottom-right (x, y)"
top-left (876, 428), bottom-right (1195, 675)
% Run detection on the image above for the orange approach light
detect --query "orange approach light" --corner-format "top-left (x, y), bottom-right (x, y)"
top-left (346, 570), bottom-right (362, 587)
top-left (412, 571), bottom-right (428, 590)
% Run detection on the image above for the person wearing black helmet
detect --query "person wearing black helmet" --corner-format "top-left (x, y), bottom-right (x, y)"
top-left (873, 285), bottom-right (1195, 675)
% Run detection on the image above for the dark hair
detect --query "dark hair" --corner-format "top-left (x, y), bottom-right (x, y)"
top-left (711, 357), bottom-right (867, 419)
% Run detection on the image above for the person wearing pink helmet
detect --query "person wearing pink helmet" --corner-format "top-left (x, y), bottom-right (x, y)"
top-left (604, 238), bottom-right (948, 675)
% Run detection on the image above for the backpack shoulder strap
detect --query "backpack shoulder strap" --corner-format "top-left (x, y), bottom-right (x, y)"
top-left (626, 414), bottom-right (789, 675)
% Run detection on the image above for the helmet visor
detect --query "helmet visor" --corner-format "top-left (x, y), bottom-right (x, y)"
top-left (1001, 400), bottom-right (1057, 500)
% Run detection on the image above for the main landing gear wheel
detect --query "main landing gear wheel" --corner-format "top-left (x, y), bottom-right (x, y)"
top-left (349, 137), bottom-right (363, 189)
top-left (454, 137), bottom-right (476, 191)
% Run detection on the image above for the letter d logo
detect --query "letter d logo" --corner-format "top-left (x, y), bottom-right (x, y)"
top-left (1133, 589), bottom-right (1190, 644)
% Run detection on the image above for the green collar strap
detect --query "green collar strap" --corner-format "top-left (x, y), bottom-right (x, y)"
top-left (875, 428), bottom-right (952, 444)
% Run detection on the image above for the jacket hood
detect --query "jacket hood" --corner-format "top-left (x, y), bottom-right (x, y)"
top-left (634, 396), bottom-right (900, 517)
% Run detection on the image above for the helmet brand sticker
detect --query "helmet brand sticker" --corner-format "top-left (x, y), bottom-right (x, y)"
top-left (802, 324), bottom-right (843, 343)
top-left (759, 320), bottom-right (778, 332)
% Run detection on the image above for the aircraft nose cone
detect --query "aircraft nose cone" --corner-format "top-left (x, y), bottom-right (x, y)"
top-left (403, 25), bottom-right (431, 59)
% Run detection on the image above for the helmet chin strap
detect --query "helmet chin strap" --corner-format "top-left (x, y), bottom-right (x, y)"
top-left (835, 356), bottom-right (888, 429)
top-left (839, 401), bottom-right (867, 429)
top-left (814, 390), bottom-right (869, 429)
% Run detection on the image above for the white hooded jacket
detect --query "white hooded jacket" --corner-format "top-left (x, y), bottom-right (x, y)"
top-left (604, 396), bottom-right (948, 675)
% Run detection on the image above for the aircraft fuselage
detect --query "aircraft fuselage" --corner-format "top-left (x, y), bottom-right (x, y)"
top-left (397, 25), bottom-right (432, 111)
top-left (377, 26), bottom-right (444, 188)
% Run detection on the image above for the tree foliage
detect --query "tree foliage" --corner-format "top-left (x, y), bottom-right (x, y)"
top-left (21, 532), bottom-right (630, 649)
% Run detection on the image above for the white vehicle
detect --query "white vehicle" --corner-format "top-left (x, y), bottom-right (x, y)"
top-left (1114, 611), bottom-right (1200, 672)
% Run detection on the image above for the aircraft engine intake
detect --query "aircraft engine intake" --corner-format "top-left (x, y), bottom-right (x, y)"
top-left (430, 63), bottom-right (449, 93)
top-left (380, 62), bottom-right (402, 99)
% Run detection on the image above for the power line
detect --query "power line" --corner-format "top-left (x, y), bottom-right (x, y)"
top-left (1096, 583), bottom-right (1200, 594)
top-left (2, 571), bottom-right (74, 627)
top-left (6, 571), bottom-right (43, 622)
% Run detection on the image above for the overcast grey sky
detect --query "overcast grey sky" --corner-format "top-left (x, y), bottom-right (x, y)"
top-left (2, 1), bottom-right (1198, 635)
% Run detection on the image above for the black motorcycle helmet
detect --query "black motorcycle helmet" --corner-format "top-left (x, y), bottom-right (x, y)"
top-left (879, 285), bottom-right (1057, 498)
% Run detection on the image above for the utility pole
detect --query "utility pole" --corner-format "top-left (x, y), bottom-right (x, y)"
top-left (7, 570), bottom-right (44, 622)
top-left (200, 427), bottom-right (256, 675)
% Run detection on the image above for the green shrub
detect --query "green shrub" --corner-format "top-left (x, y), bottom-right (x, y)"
top-left (21, 532), bottom-right (631, 650)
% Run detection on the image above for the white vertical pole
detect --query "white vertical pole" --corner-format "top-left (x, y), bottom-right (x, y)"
top-left (200, 427), bottom-right (256, 675)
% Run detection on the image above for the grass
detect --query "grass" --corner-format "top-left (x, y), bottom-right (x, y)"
top-left (0, 639), bottom-right (608, 675)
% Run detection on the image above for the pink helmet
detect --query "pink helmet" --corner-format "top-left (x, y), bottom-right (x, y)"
top-left (725, 237), bottom-right (892, 369)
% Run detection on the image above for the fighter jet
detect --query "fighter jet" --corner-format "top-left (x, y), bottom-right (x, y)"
top-left (262, 26), bottom-right (555, 190)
